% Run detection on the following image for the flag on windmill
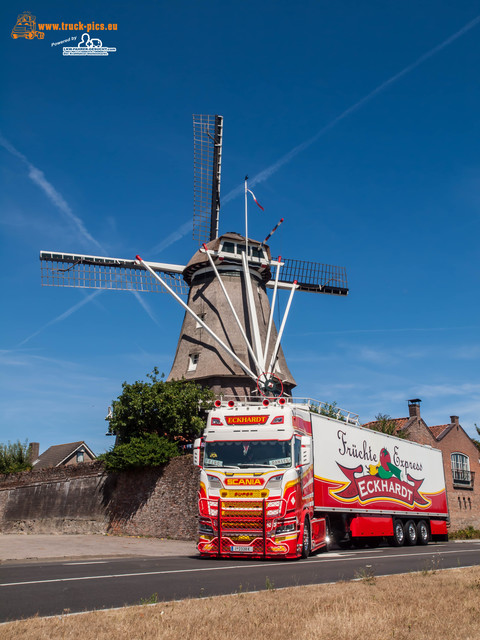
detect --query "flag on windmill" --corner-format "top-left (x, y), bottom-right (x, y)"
top-left (246, 188), bottom-right (264, 211)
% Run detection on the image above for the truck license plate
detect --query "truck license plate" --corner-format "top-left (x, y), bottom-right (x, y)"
top-left (230, 545), bottom-right (253, 553)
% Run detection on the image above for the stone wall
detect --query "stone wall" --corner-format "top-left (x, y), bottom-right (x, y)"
top-left (0, 456), bottom-right (199, 539)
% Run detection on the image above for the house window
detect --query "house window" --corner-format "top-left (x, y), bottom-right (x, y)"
top-left (76, 450), bottom-right (84, 463)
top-left (188, 353), bottom-right (199, 372)
top-left (451, 453), bottom-right (472, 488)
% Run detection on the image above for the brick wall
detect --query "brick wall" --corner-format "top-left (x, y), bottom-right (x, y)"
top-left (0, 456), bottom-right (200, 539)
top-left (431, 427), bottom-right (480, 530)
top-left (404, 418), bottom-right (480, 530)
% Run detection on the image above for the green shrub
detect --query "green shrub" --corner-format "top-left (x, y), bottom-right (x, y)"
top-left (99, 433), bottom-right (180, 471)
top-left (449, 526), bottom-right (480, 540)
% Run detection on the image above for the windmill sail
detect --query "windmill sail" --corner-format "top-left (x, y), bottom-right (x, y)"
top-left (39, 251), bottom-right (188, 297)
top-left (193, 114), bottom-right (223, 244)
top-left (38, 115), bottom-right (350, 400)
top-left (270, 258), bottom-right (348, 295)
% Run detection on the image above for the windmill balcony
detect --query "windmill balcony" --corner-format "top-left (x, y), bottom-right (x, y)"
top-left (452, 469), bottom-right (475, 489)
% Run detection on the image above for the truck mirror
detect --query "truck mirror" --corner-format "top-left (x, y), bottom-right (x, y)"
top-left (193, 438), bottom-right (202, 467)
top-left (300, 436), bottom-right (312, 466)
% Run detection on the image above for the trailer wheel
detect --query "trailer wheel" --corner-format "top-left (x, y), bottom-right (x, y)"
top-left (301, 516), bottom-right (311, 559)
top-left (352, 537), bottom-right (367, 548)
top-left (405, 520), bottom-right (417, 546)
top-left (389, 519), bottom-right (405, 546)
top-left (416, 520), bottom-right (429, 545)
top-left (366, 537), bottom-right (381, 548)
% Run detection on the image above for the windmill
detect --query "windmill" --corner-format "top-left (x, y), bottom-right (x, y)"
top-left (39, 114), bottom-right (348, 398)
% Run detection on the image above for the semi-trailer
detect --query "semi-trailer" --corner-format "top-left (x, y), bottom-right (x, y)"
top-left (193, 397), bottom-right (448, 559)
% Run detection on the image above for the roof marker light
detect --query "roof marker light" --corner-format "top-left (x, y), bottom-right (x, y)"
top-left (263, 399), bottom-right (270, 407)
top-left (214, 400), bottom-right (222, 408)
top-left (227, 400), bottom-right (235, 408)
top-left (278, 398), bottom-right (286, 406)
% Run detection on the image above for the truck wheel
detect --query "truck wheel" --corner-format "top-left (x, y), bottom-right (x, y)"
top-left (301, 517), bottom-right (311, 559)
top-left (337, 538), bottom-right (352, 549)
top-left (405, 520), bottom-right (417, 546)
top-left (416, 520), bottom-right (429, 545)
top-left (389, 519), bottom-right (405, 546)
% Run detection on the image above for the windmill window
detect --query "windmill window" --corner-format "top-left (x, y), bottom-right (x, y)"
top-left (196, 313), bottom-right (206, 329)
top-left (250, 246), bottom-right (264, 259)
top-left (188, 353), bottom-right (199, 371)
top-left (237, 244), bottom-right (264, 259)
top-left (222, 242), bottom-right (236, 254)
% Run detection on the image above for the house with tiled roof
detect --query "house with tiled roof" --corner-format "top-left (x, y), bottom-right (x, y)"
top-left (363, 399), bottom-right (480, 531)
top-left (30, 441), bottom-right (96, 470)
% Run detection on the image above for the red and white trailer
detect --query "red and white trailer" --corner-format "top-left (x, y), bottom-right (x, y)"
top-left (193, 398), bottom-right (448, 559)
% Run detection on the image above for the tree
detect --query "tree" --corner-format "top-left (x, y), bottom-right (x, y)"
top-left (0, 440), bottom-right (32, 474)
top-left (309, 401), bottom-right (346, 421)
top-left (102, 370), bottom-right (215, 471)
top-left (367, 413), bottom-right (407, 439)
top-left (106, 368), bottom-right (215, 445)
top-left (320, 401), bottom-right (346, 421)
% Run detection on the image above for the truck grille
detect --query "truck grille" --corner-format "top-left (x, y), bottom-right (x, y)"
top-left (221, 500), bottom-right (264, 532)
top-left (199, 497), bottom-right (288, 556)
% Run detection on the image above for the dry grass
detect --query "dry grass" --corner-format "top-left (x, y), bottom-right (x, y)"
top-left (3, 567), bottom-right (480, 639)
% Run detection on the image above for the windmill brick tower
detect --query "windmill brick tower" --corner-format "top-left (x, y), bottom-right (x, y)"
top-left (39, 115), bottom-right (348, 398)
top-left (168, 232), bottom-right (296, 397)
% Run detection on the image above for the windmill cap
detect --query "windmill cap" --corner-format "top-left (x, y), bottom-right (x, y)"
top-left (183, 232), bottom-right (272, 285)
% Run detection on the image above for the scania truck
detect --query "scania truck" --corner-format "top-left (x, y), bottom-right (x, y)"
top-left (193, 398), bottom-right (449, 559)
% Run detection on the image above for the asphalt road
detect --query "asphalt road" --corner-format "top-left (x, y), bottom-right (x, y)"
top-left (1, 541), bottom-right (479, 622)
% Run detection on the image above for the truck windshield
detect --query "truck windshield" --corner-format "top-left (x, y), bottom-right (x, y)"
top-left (204, 439), bottom-right (292, 469)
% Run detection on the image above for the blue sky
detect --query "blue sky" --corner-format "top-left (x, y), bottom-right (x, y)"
top-left (1, 1), bottom-right (480, 455)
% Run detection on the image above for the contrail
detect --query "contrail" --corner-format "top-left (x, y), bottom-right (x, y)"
top-left (1, 136), bottom-right (164, 335)
top-left (130, 291), bottom-right (162, 327)
top-left (222, 14), bottom-right (480, 203)
top-left (148, 220), bottom-right (192, 256)
top-left (0, 134), bottom-right (103, 251)
top-left (18, 290), bottom-right (104, 346)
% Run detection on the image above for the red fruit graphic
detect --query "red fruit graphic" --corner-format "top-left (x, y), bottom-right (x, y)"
top-left (380, 448), bottom-right (391, 471)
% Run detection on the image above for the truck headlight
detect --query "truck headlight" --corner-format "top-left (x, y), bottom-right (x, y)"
top-left (275, 518), bottom-right (297, 534)
top-left (199, 518), bottom-right (214, 534)
top-left (266, 474), bottom-right (283, 489)
top-left (207, 475), bottom-right (223, 489)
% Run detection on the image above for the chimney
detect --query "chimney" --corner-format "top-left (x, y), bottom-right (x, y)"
top-left (450, 416), bottom-right (459, 426)
top-left (408, 399), bottom-right (421, 419)
top-left (28, 442), bottom-right (40, 464)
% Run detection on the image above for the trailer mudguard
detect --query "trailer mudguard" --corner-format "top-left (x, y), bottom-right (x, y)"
top-left (350, 515), bottom-right (394, 537)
